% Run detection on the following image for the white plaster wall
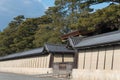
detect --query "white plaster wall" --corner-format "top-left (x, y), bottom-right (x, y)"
top-left (78, 50), bottom-right (85, 69)
top-left (98, 47), bottom-right (105, 70)
top-left (85, 49), bottom-right (92, 69)
top-left (113, 46), bottom-right (120, 70)
top-left (64, 54), bottom-right (74, 62)
top-left (105, 47), bottom-right (113, 70)
top-left (75, 45), bottom-right (120, 80)
top-left (0, 55), bottom-right (50, 68)
top-left (72, 69), bottom-right (120, 80)
top-left (91, 48), bottom-right (98, 70)
top-left (54, 54), bottom-right (62, 62)
top-left (0, 54), bottom-right (51, 75)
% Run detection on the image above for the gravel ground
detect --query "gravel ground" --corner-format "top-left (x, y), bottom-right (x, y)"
top-left (0, 72), bottom-right (68, 80)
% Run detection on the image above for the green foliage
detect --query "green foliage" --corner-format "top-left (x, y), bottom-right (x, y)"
top-left (0, 1), bottom-right (119, 56)
top-left (33, 24), bottom-right (61, 47)
top-left (77, 4), bottom-right (120, 31)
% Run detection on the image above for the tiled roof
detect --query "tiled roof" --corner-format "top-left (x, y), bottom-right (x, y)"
top-left (0, 43), bottom-right (75, 61)
top-left (75, 30), bottom-right (120, 48)
top-left (0, 48), bottom-right (43, 61)
top-left (68, 36), bottom-right (85, 47)
top-left (44, 43), bottom-right (75, 53)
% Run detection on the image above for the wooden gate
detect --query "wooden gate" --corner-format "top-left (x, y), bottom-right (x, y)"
top-left (53, 62), bottom-right (73, 71)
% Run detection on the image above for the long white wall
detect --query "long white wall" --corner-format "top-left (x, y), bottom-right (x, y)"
top-left (72, 69), bottom-right (120, 80)
top-left (0, 54), bottom-right (52, 75)
top-left (72, 45), bottom-right (120, 80)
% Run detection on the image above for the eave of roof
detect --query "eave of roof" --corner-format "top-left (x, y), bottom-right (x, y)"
top-left (0, 47), bottom-right (44, 61)
top-left (75, 30), bottom-right (120, 49)
top-left (44, 43), bottom-right (75, 53)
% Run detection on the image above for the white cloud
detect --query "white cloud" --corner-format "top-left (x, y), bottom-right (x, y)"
top-left (0, 0), bottom-right (54, 30)
top-left (45, 6), bottom-right (49, 10)
top-left (37, 0), bottom-right (48, 9)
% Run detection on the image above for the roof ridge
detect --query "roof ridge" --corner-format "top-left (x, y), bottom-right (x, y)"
top-left (83, 30), bottom-right (120, 40)
top-left (75, 30), bottom-right (120, 48)
top-left (14, 47), bottom-right (43, 54)
top-left (0, 47), bottom-right (43, 61)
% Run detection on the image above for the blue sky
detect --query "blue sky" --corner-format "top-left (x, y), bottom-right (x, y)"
top-left (90, 2), bottom-right (112, 11)
top-left (0, 0), bottom-right (111, 31)
top-left (0, 0), bottom-right (55, 31)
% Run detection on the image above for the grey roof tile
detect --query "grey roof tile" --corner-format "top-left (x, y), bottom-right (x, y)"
top-left (75, 30), bottom-right (120, 48)
top-left (44, 43), bottom-right (75, 53)
top-left (68, 36), bottom-right (85, 47)
top-left (0, 43), bottom-right (75, 61)
top-left (0, 47), bottom-right (43, 60)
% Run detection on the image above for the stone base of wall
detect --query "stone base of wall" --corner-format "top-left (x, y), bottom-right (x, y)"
top-left (0, 67), bottom-right (53, 75)
top-left (72, 69), bottom-right (120, 80)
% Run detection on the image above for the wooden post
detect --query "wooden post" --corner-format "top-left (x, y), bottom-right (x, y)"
top-left (83, 49), bottom-right (86, 69)
top-left (62, 53), bottom-right (64, 63)
top-left (74, 50), bottom-right (78, 68)
top-left (96, 47), bottom-right (99, 69)
top-left (49, 53), bottom-right (54, 68)
top-left (111, 45), bottom-right (115, 70)
top-left (104, 47), bottom-right (107, 69)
